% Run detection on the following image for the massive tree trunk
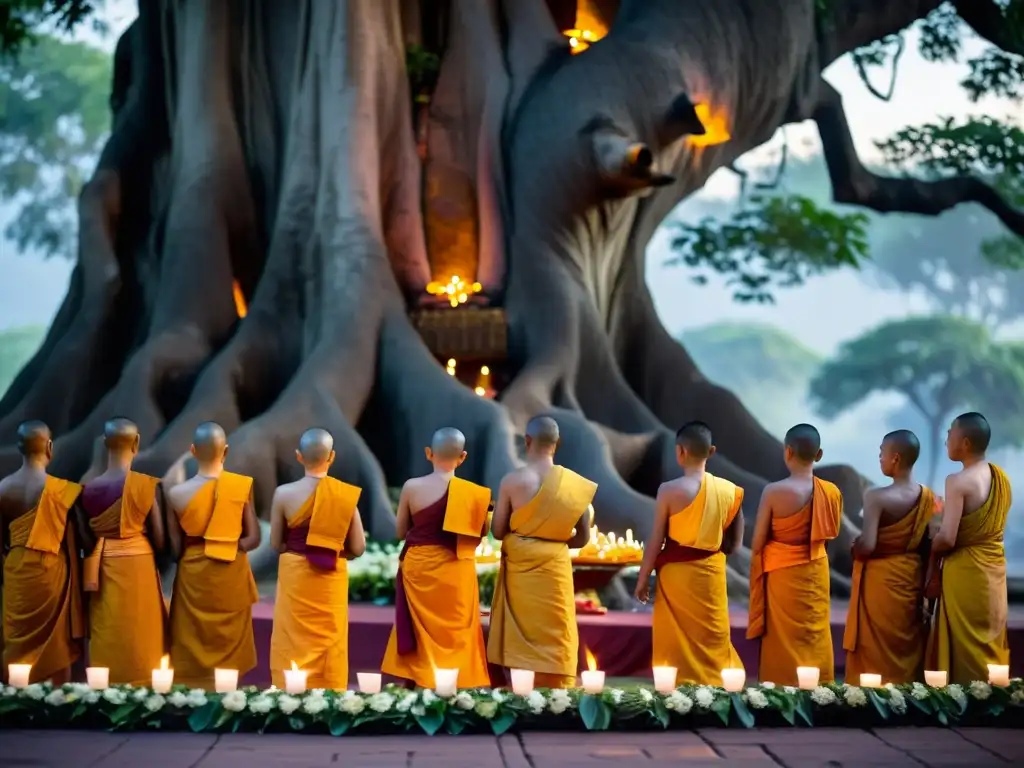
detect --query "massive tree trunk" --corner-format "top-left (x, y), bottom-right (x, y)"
top-left (5, 0), bottom-right (1013, 592)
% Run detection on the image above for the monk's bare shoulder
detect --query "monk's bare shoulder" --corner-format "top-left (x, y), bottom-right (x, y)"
top-left (166, 476), bottom-right (204, 512)
top-left (656, 478), bottom-right (694, 509)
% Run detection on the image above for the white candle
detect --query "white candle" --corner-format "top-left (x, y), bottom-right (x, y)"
top-left (434, 668), bottom-right (459, 697)
top-left (652, 666), bottom-right (677, 694)
top-left (581, 669), bottom-right (605, 695)
top-left (924, 670), bottom-right (947, 687)
top-left (859, 673), bottom-right (882, 689)
top-left (357, 673), bottom-right (382, 694)
top-left (86, 667), bottom-right (109, 690)
top-left (987, 664), bottom-right (1010, 687)
top-left (796, 667), bottom-right (819, 690)
top-left (510, 669), bottom-right (535, 695)
top-left (151, 655), bottom-right (173, 693)
top-left (214, 668), bottom-right (238, 693)
top-left (721, 668), bottom-right (746, 693)
top-left (284, 662), bottom-right (307, 695)
top-left (8, 664), bottom-right (31, 688)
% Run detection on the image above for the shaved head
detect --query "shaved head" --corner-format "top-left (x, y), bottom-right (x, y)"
top-left (192, 421), bottom-right (227, 462)
top-left (676, 421), bottom-right (713, 459)
top-left (17, 420), bottom-right (51, 457)
top-left (953, 412), bottom-right (991, 455)
top-left (104, 417), bottom-right (140, 452)
top-left (785, 423), bottom-right (821, 463)
top-left (525, 416), bottom-right (560, 447)
top-left (883, 429), bottom-right (920, 467)
top-left (430, 427), bottom-right (466, 459)
top-left (298, 428), bottom-right (334, 464)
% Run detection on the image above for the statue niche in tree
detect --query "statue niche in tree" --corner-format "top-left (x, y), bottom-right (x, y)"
top-left (2, 0), bottom-right (1023, 595)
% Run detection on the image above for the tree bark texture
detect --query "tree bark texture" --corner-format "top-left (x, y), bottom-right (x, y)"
top-left (3, 0), bottom-right (1018, 592)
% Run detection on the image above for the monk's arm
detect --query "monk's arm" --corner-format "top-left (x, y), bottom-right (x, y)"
top-left (853, 488), bottom-right (882, 559)
top-left (394, 484), bottom-right (413, 540)
top-left (73, 501), bottom-right (96, 554)
top-left (567, 504), bottom-right (593, 549)
top-left (749, 486), bottom-right (773, 556)
top-left (490, 477), bottom-right (513, 541)
top-left (635, 488), bottom-right (670, 584)
top-left (721, 508), bottom-right (744, 555)
top-left (269, 490), bottom-right (287, 553)
top-left (345, 508), bottom-right (367, 558)
top-left (239, 493), bottom-right (262, 552)
top-left (932, 475), bottom-right (965, 553)
top-left (166, 496), bottom-right (183, 559)
top-left (147, 488), bottom-right (166, 552)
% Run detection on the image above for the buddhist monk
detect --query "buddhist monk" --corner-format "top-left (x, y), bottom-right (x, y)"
top-left (78, 418), bottom-right (165, 685)
top-left (381, 427), bottom-right (492, 689)
top-left (634, 421), bottom-right (744, 685)
top-left (269, 428), bottom-right (366, 689)
top-left (1, 421), bottom-right (83, 684)
top-left (166, 422), bottom-right (261, 687)
top-left (487, 416), bottom-right (596, 689)
top-left (926, 412), bottom-right (1012, 685)
top-left (747, 423), bottom-right (843, 686)
top-left (843, 430), bottom-right (935, 684)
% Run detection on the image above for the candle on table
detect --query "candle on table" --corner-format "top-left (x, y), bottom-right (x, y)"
top-left (86, 667), bottom-right (109, 690)
top-left (721, 668), bottom-right (745, 693)
top-left (434, 668), bottom-right (459, 697)
top-left (796, 667), bottom-right (819, 690)
top-left (859, 674), bottom-right (882, 688)
top-left (652, 666), bottom-right (677, 694)
top-left (510, 669), bottom-right (535, 695)
top-left (151, 655), bottom-right (173, 693)
top-left (8, 664), bottom-right (31, 688)
top-left (581, 647), bottom-right (605, 694)
top-left (214, 668), bottom-right (238, 693)
top-left (357, 673), bottom-right (382, 694)
top-left (284, 662), bottom-right (307, 695)
top-left (924, 670), bottom-right (947, 687)
top-left (988, 664), bottom-right (1010, 686)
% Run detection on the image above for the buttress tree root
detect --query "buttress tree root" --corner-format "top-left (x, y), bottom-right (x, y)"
top-left (3, 0), bottom-right (1022, 592)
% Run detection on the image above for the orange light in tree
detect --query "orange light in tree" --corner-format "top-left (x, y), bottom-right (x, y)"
top-left (689, 103), bottom-right (732, 147)
top-left (446, 359), bottom-right (457, 376)
top-left (426, 276), bottom-right (483, 307)
top-left (232, 280), bottom-right (248, 318)
top-left (564, 28), bottom-right (597, 53)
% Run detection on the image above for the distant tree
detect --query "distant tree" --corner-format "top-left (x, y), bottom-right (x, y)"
top-left (0, 1), bottom-right (104, 54)
top-left (0, 32), bottom-right (112, 257)
top-left (809, 315), bottom-right (1024, 485)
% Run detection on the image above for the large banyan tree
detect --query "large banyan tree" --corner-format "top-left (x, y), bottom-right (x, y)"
top-left (1, 0), bottom-right (1022, 589)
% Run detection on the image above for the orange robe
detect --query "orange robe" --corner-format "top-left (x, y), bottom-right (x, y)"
top-left (168, 472), bottom-right (258, 687)
top-left (270, 477), bottom-right (359, 689)
top-left (843, 487), bottom-right (935, 684)
top-left (653, 473), bottom-right (744, 685)
top-left (927, 464), bottom-right (1012, 685)
top-left (487, 465), bottom-right (597, 688)
top-left (381, 477), bottom-right (492, 689)
top-left (748, 477), bottom-right (842, 686)
top-left (2, 476), bottom-right (83, 683)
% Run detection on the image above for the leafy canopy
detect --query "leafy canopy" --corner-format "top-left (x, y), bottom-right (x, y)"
top-left (0, 0), bottom-right (103, 55)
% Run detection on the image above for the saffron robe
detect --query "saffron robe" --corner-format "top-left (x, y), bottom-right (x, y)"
top-left (843, 486), bottom-right (935, 684)
top-left (270, 477), bottom-right (359, 689)
top-left (2, 476), bottom-right (83, 683)
top-left (653, 473), bottom-right (744, 685)
top-left (168, 472), bottom-right (258, 687)
top-left (487, 465), bottom-right (598, 688)
top-left (748, 477), bottom-right (842, 686)
top-left (381, 479), bottom-right (492, 689)
top-left (927, 464), bottom-right (1011, 685)
top-left (82, 471), bottom-right (165, 685)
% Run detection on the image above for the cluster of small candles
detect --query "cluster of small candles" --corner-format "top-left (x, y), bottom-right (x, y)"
top-left (445, 359), bottom-right (493, 398)
top-left (426, 275), bottom-right (483, 308)
top-left (571, 525), bottom-right (644, 564)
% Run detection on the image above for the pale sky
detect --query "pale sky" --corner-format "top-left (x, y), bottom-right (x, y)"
top-left (0, 5), bottom-right (1022, 360)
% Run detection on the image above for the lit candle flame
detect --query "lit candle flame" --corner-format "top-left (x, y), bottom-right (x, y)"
top-left (290, 661), bottom-right (299, 672)
top-left (159, 655), bottom-right (169, 671)
top-left (584, 646), bottom-right (598, 672)
top-left (426, 275), bottom-right (483, 306)
top-left (689, 104), bottom-right (732, 147)
top-left (232, 280), bottom-right (248, 318)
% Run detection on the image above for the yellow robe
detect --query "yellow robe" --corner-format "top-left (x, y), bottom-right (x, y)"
top-left (270, 477), bottom-right (359, 689)
top-left (3, 476), bottom-right (83, 683)
top-left (168, 472), bottom-right (258, 687)
top-left (381, 477), bottom-right (492, 689)
top-left (83, 471), bottom-right (165, 685)
top-left (487, 465), bottom-right (597, 688)
top-left (653, 473), bottom-right (744, 685)
top-left (843, 487), bottom-right (935, 684)
top-left (748, 477), bottom-right (842, 686)
top-left (927, 464), bottom-right (1011, 685)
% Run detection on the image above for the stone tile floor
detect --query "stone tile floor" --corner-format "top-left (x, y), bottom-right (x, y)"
top-left (3, 727), bottom-right (1022, 767)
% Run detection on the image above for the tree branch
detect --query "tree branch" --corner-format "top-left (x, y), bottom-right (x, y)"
top-left (952, 0), bottom-right (1024, 55)
top-left (813, 82), bottom-right (1024, 237)
top-left (822, 0), bottom-right (942, 64)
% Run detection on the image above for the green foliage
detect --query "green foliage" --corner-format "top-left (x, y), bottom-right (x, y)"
top-left (0, 0), bottom-right (104, 55)
top-left (405, 44), bottom-right (440, 102)
top-left (0, 33), bottom-right (111, 258)
top-left (0, 324), bottom-right (44, 397)
top-left (666, 194), bottom-right (870, 303)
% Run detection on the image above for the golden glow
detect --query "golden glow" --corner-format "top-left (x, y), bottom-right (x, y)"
top-left (290, 661), bottom-right (299, 672)
top-left (584, 646), bottom-right (598, 672)
top-left (446, 359), bottom-right (457, 376)
top-left (688, 103), bottom-right (732, 147)
top-left (480, 365), bottom-right (490, 376)
top-left (232, 280), bottom-right (248, 318)
top-left (564, 28), bottom-right (594, 53)
top-left (159, 655), bottom-right (170, 671)
top-left (426, 276), bottom-right (484, 307)
top-left (474, 386), bottom-right (486, 396)
top-left (571, 524), bottom-right (644, 564)
top-left (564, 2), bottom-right (610, 54)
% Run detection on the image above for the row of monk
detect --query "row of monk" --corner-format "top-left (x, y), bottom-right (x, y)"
top-left (0, 411), bottom-right (1011, 690)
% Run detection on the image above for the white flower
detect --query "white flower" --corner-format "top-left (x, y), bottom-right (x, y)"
top-left (887, 687), bottom-right (906, 714)
top-left (1010, 689), bottom-right (1024, 705)
top-left (396, 693), bottom-right (416, 713)
top-left (102, 688), bottom-right (127, 705)
top-left (410, 704), bottom-right (425, 717)
top-left (221, 690), bottom-right (247, 712)
top-left (167, 691), bottom-right (189, 708)
top-left (85, 691), bottom-right (100, 704)
top-left (67, 683), bottom-right (91, 697)
top-left (278, 694), bottom-right (301, 715)
top-left (911, 683), bottom-right (930, 701)
top-left (301, 695), bottom-right (329, 715)
top-left (665, 690), bottom-right (693, 714)
top-left (132, 687), bottom-right (150, 702)
top-left (491, 689), bottom-right (506, 703)
top-left (694, 686), bottom-right (715, 709)
top-left (761, 681), bottom-right (776, 690)
top-left (248, 695), bottom-right (274, 714)
top-left (44, 689), bottom-right (67, 706)
top-left (548, 689), bottom-right (572, 715)
top-left (745, 688), bottom-right (768, 709)
top-left (186, 689), bottom-right (208, 708)
top-left (339, 693), bottom-right (366, 715)
top-left (526, 690), bottom-right (546, 715)
top-left (420, 688), bottom-right (437, 705)
top-left (453, 691), bottom-right (475, 710)
top-left (843, 686), bottom-right (867, 707)
top-left (639, 688), bottom-right (653, 703)
top-left (946, 684), bottom-right (966, 707)
top-left (23, 684), bottom-right (46, 701)
top-left (608, 688), bottom-right (624, 705)
top-left (475, 700), bottom-right (498, 719)
top-left (144, 694), bottom-right (165, 712)
top-left (811, 686), bottom-right (836, 706)
top-left (368, 692), bottom-right (395, 713)
top-left (969, 681), bottom-right (991, 701)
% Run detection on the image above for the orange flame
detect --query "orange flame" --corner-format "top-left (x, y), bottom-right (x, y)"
top-left (689, 103), bottom-right (732, 147)
top-left (232, 280), bottom-right (248, 318)
top-left (290, 661), bottom-right (299, 672)
top-left (584, 646), bottom-right (598, 672)
top-left (159, 655), bottom-right (169, 671)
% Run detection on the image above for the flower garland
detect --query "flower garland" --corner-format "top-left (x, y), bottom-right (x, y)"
top-left (2, 679), bottom-right (1021, 734)
top-left (349, 542), bottom-right (499, 605)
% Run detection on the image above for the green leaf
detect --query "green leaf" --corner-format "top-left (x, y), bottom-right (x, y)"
top-left (710, 695), bottom-right (732, 726)
top-left (776, 695), bottom-right (797, 725)
top-left (490, 710), bottom-right (516, 736)
top-left (288, 715), bottom-right (307, 731)
top-left (795, 693), bottom-right (814, 727)
top-left (329, 713), bottom-right (351, 736)
top-left (213, 708), bottom-right (235, 730)
top-left (187, 701), bottom-right (221, 733)
top-left (415, 710), bottom-right (445, 736)
top-left (651, 698), bottom-right (670, 729)
top-left (909, 695), bottom-right (933, 715)
top-left (868, 690), bottom-right (890, 721)
top-left (729, 693), bottom-right (755, 728)
top-left (579, 694), bottom-right (612, 731)
top-left (108, 702), bottom-right (138, 726)
top-left (445, 716), bottom-right (466, 735)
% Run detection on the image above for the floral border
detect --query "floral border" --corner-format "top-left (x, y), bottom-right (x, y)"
top-left (1, 679), bottom-right (1022, 735)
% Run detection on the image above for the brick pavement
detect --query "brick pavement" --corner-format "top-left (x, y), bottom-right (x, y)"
top-left (3, 728), bottom-right (1022, 767)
